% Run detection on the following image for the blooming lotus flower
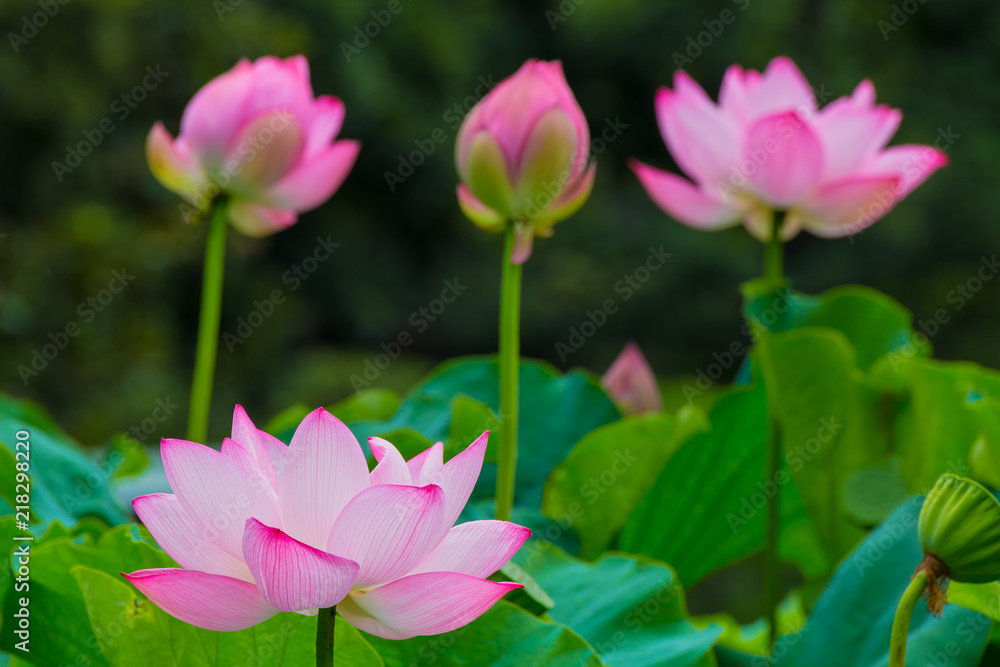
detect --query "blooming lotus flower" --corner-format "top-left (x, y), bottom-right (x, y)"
top-left (631, 56), bottom-right (947, 240)
top-left (148, 56), bottom-right (360, 237)
top-left (456, 59), bottom-right (595, 263)
top-left (123, 406), bottom-right (529, 639)
top-left (602, 342), bottom-right (662, 415)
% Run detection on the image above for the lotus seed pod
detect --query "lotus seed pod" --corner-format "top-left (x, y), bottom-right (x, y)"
top-left (918, 473), bottom-right (1000, 584)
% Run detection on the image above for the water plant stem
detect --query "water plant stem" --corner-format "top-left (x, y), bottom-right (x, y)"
top-left (496, 224), bottom-right (522, 522)
top-left (317, 606), bottom-right (336, 666)
top-left (889, 571), bottom-right (928, 667)
top-left (763, 210), bottom-right (785, 651)
top-left (187, 200), bottom-right (228, 443)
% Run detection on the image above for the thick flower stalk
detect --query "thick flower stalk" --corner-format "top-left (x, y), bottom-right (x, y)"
top-left (602, 342), bottom-right (662, 415)
top-left (123, 406), bottom-right (529, 643)
top-left (455, 60), bottom-right (593, 524)
top-left (148, 55), bottom-right (359, 236)
top-left (456, 59), bottom-right (595, 264)
top-left (631, 56), bottom-right (947, 241)
top-left (148, 55), bottom-right (359, 444)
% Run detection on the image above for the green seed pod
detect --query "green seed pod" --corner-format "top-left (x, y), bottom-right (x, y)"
top-left (918, 473), bottom-right (1000, 584)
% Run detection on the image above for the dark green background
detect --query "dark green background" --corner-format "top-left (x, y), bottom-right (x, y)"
top-left (1, 0), bottom-right (997, 444)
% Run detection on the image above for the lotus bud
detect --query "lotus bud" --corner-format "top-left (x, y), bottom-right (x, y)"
top-left (602, 342), bottom-right (662, 415)
top-left (455, 60), bottom-right (595, 263)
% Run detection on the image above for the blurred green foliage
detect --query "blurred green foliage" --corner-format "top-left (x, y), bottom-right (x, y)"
top-left (1, 0), bottom-right (998, 443)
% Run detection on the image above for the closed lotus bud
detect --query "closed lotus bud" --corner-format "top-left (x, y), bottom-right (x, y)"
top-left (455, 60), bottom-right (595, 263)
top-left (915, 474), bottom-right (1000, 614)
top-left (602, 342), bottom-right (662, 415)
top-left (147, 56), bottom-right (360, 237)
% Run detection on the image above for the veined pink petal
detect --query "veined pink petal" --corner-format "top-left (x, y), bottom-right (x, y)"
top-left (242, 518), bottom-right (359, 612)
top-left (268, 140), bottom-right (360, 212)
top-left (747, 56), bottom-right (817, 119)
top-left (655, 83), bottom-right (741, 185)
top-left (230, 405), bottom-right (279, 490)
top-left (326, 484), bottom-right (446, 589)
top-left (123, 568), bottom-right (278, 632)
top-left (369, 437), bottom-right (412, 487)
top-left (744, 111), bottom-right (824, 206)
top-left (425, 432), bottom-right (489, 536)
top-left (797, 174), bottom-right (901, 238)
top-left (408, 520), bottom-right (531, 578)
top-left (179, 59), bottom-right (256, 164)
top-left (220, 437), bottom-right (257, 477)
top-left (277, 408), bottom-right (370, 550)
top-left (227, 200), bottom-right (298, 238)
top-left (305, 96), bottom-right (346, 157)
top-left (407, 441), bottom-right (444, 484)
top-left (602, 342), bottom-right (663, 415)
top-left (630, 160), bottom-right (745, 229)
top-left (146, 124), bottom-right (207, 203)
top-left (133, 494), bottom-right (253, 582)
top-left (814, 101), bottom-right (900, 181)
top-left (160, 438), bottom-right (280, 560)
top-left (863, 144), bottom-right (948, 197)
top-left (337, 572), bottom-right (522, 640)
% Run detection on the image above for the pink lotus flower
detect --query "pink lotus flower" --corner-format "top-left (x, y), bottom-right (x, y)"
top-left (123, 406), bottom-right (529, 639)
top-left (147, 56), bottom-right (360, 237)
top-left (631, 57), bottom-right (947, 240)
top-left (456, 59), bottom-right (595, 263)
top-left (603, 342), bottom-right (662, 415)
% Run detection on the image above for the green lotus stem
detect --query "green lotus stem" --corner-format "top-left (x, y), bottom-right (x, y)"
top-left (889, 571), bottom-right (928, 667)
top-left (317, 606), bottom-right (336, 666)
top-left (187, 200), bottom-right (229, 443)
top-left (762, 210), bottom-right (785, 651)
top-left (764, 214), bottom-right (783, 284)
top-left (495, 224), bottom-right (522, 522)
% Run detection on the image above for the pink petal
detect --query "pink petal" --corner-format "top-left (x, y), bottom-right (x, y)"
top-left (369, 437), bottom-right (412, 486)
top-left (277, 408), bottom-right (370, 550)
top-left (268, 140), bottom-right (360, 212)
top-left (326, 484), bottom-right (445, 589)
top-left (797, 174), bottom-right (901, 238)
top-left (337, 572), bottom-right (522, 640)
top-left (814, 101), bottom-right (901, 181)
top-left (227, 200), bottom-right (298, 238)
top-left (123, 568), bottom-right (277, 632)
top-left (630, 160), bottom-right (745, 229)
top-left (851, 80), bottom-right (876, 107)
top-left (602, 342), bottom-right (663, 414)
top-left (133, 494), bottom-right (253, 581)
top-left (407, 441), bottom-right (444, 484)
top-left (242, 56), bottom-right (316, 127)
top-left (305, 96), bottom-right (346, 157)
top-left (160, 438), bottom-right (280, 560)
top-left (863, 144), bottom-right (948, 197)
top-left (408, 520), bottom-right (531, 578)
top-left (423, 432), bottom-right (489, 537)
top-left (242, 518), bottom-right (359, 612)
top-left (744, 111), bottom-right (824, 206)
top-left (655, 82), bottom-right (741, 185)
top-left (718, 64), bottom-right (750, 122)
top-left (223, 110), bottom-right (306, 190)
top-left (456, 184), bottom-right (505, 232)
top-left (230, 405), bottom-right (279, 490)
top-left (146, 123), bottom-right (207, 203)
top-left (747, 56), bottom-right (816, 119)
top-left (180, 59), bottom-right (256, 164)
